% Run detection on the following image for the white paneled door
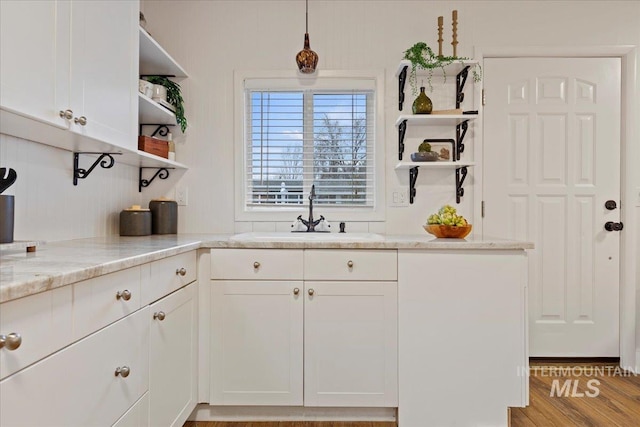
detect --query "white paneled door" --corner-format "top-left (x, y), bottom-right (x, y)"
top-left (483, 58), bottom-right (621, 356)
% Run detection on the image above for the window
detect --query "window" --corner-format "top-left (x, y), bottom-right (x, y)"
top-left (235, 70), bottom-right (384, 222)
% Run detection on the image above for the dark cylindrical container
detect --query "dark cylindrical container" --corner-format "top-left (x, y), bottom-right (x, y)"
top-left (0, 195), bottom-right (14, 243)
top-left (149, 199), bottom-right (178, 234)
top-left (119, 209), bottom-right (152, 236)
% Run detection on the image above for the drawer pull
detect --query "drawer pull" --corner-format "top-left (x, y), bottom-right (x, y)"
top-left (0, 333), bottom-right (22, 351)
top-left (253, 261), bottom-right (261, 269)
top-left (115, 366), bottom-right (130, 378)
top-left (116, 290), bottom-right (132, 301)
top-left (153, 311), bottom-right (166, 321)
top-left (347, 260), bottom-right (354, 268)
top-left (293, 287), bottom-right (300, 295)
top-left (308, 288), bottom-right (315, 296)
top-left (176, 267), bottom-right (187, 276)
top-left (74, 116), bottom-right (87, 126)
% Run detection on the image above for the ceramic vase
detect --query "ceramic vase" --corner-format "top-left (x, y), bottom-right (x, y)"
top-left (412, 86), bottom-right (433, 114)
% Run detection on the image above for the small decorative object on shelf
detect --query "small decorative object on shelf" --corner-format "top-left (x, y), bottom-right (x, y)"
top-left (142, 76), bottom-right (188, 133)
top-left (412, 86), bottom-right (433, 114)
top-left (138, 136), bottom-right (169, 159)
top-left (411, 140), bottom-right (438, 162)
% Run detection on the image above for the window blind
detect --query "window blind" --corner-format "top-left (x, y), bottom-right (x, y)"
top-left (245, 88), bottom-right (375, 207)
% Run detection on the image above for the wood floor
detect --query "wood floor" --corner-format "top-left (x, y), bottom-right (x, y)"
top-left (185, 361), bottom-right (640, 427)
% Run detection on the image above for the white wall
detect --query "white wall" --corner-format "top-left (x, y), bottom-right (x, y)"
top-left (140, 0), bottom-right (640, 234)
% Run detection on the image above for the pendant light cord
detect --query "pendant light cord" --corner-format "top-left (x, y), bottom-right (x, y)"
top-left (306, 0), bottom-right (309, 33)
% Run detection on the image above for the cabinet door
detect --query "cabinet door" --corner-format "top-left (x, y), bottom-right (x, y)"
top-left (0, 0), bottom-right (70, 128)
top-left (210, 280), bottom-right (304, 405)
top-left (0, 307), bottom-right (149, 427)
top-left (68, 0), bottom-right (138, 150)
top-left (304, 281), bottom-right (398, 407)
top-left (149, 283), bottom-right (197, 427)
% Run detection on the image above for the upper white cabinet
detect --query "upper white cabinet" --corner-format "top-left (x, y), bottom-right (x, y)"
top-left (0, 0), bottom-right (138, 151)
top-left (0, 0), bottom-right (70, 129)
top-left (68, 0), bottom-right (139, 150)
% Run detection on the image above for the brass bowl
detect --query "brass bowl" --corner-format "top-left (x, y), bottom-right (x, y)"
top-left (423, 224), bottom-right (472, 239)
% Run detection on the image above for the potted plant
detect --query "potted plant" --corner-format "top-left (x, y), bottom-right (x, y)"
top-left (144, 76), bottom-right (188, 133)
top-left (402, 42), bottom-right (481, 96)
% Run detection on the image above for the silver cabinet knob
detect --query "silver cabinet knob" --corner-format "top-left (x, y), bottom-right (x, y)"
top-left (253, 261), bottom-right (260, 269)
top-left (74, 116), bottom-right (87, 126)
top-left (116, 290), bottom-right (131, 301)
top-left (308, 288), bottom-right (315, 296)
top-left (115, 366), bottom-right (130, 377)
top-left (153, 311), bottom-right (166, 321)
top-left (176, 267), bottom-right (187, 276)
top-left (59, 109), bottom-right (73, 120)
top-left (293, 288), bottom-right (300, 295)
top-left (0, 333), bottom-right (22, 351)
top-left (347, 260), bottom-right (354, 268)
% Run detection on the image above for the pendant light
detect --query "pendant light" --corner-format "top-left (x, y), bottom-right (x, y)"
top-left (296, 0), bottom-right (318, 74)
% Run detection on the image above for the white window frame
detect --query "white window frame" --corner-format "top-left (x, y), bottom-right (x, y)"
top-left (234, 69), bottom-right (386, 222)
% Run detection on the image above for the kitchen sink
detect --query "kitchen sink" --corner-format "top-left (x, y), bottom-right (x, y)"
top-left (229, 232), bottom-right (385, 242)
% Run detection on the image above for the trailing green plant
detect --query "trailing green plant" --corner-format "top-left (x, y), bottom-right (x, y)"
top-left (402, 42), bottom-right (482, 95)
top-left (144, 76), bottom-right (188, 133)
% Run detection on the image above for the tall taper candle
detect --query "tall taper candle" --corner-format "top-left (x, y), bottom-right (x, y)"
top-left (452, 10), bottom-right (458, 57)
top-left (438, 16), bottom-right (444, 57)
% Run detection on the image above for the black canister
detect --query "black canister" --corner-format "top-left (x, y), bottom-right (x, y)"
top-left (0, 195), bottom-right (14, 243)
top-left (119, 207), bottom-right (152, 236)
top-left (149, 199), bottom-right (178, 234)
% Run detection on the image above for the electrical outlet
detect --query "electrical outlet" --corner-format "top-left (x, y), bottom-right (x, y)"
top-left (176, 187), bottom-right (188, 206)
top-left (391, 187), bottom-right (409, 207)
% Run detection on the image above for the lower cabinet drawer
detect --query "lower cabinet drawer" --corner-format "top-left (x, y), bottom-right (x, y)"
top-left (73, 266), bottom-right (141, 340)
top-left (211, 249), bottom-right (303, 280)
top-left (142, 251), bottom-right (197, 305)
top-left (0, 308), bottom-right (149, 427)
top-left (0, 286), bottom-right (73, 380)
top-left (304, 249), bottom-right (397, 281)
top-left (112, 393), bottom-right (149, 427)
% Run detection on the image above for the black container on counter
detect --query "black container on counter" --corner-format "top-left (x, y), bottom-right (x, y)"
top-left (119, 206), bottom-right (152, 236)
top-left (0, 195), bottom-right (14, 243)
top-left (149, 199), bottom-right (177, 234)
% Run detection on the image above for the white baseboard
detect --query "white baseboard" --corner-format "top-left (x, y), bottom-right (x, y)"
top-left (189, 405), bottom-right (397, 422)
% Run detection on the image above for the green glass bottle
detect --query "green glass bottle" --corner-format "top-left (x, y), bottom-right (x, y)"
top-left (412, 86), bottom-right (433, 114)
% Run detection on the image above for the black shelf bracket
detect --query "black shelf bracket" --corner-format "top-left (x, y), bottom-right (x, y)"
top-left (398, 119), bottom-right (407, 160)
top-left (455, 166), bottom-right (468, 204)
top-left (456, 66), bottom-right (470, 109)
top-left (455, 121), bottom-right (469, 161)
top-left (398, 65), bottom-right (408, 111)
top-left (138, 123), bottom-right (175, 138)
top-left (139, 167), bottom-right (174, 192)
top-left (409, 167), bottom-right (419, 204)
top-left (73, 152), bottom-right (121, 186)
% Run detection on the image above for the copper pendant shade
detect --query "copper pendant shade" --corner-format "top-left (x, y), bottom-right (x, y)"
top-left (296, 0), bottom-right (318, 73)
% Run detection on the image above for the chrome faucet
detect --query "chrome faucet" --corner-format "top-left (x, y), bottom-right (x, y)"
top-left (297, 185), bottom-right (324, 232)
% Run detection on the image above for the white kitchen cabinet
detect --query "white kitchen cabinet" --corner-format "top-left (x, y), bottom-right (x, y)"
top-left (210, 280), bottom-right (304, 406)
top-left (398, 250), bottom-right (528, 427)
top-left (304, 281), bottom-right (398, 407)
top-left (0, 0), bottom-right (138, 151)
top-left (209, 248), bottom-right (398, 408)
top-left (67, 0), bottom-right (139, 150)
top-left (0, 0), bottom-right (70, 129)
top-left (149, 282), bottom-right (198, 427)
top-left (0, 307), bottom-right (149, 427)
top-left (112, 393), bottom-right (150, 427)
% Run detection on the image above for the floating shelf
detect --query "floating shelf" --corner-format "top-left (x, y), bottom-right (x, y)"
top-left (139, 27), bottom-right (188, 78)
top-left (395, 59), bottom-right (479, 79)
top-left (395, 114), bottom-right (477, 127)
top-left (138, 93), bottom-right (176, 125)
top-left (395, 161), bottom-right (475, 170)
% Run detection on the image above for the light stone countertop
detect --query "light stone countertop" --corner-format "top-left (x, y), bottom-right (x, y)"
top-left (1, 233), bottom-right (533, 304)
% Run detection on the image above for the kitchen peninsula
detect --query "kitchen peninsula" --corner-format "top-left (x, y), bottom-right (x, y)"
top-left (0, 233), bottom-right (532, 426)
